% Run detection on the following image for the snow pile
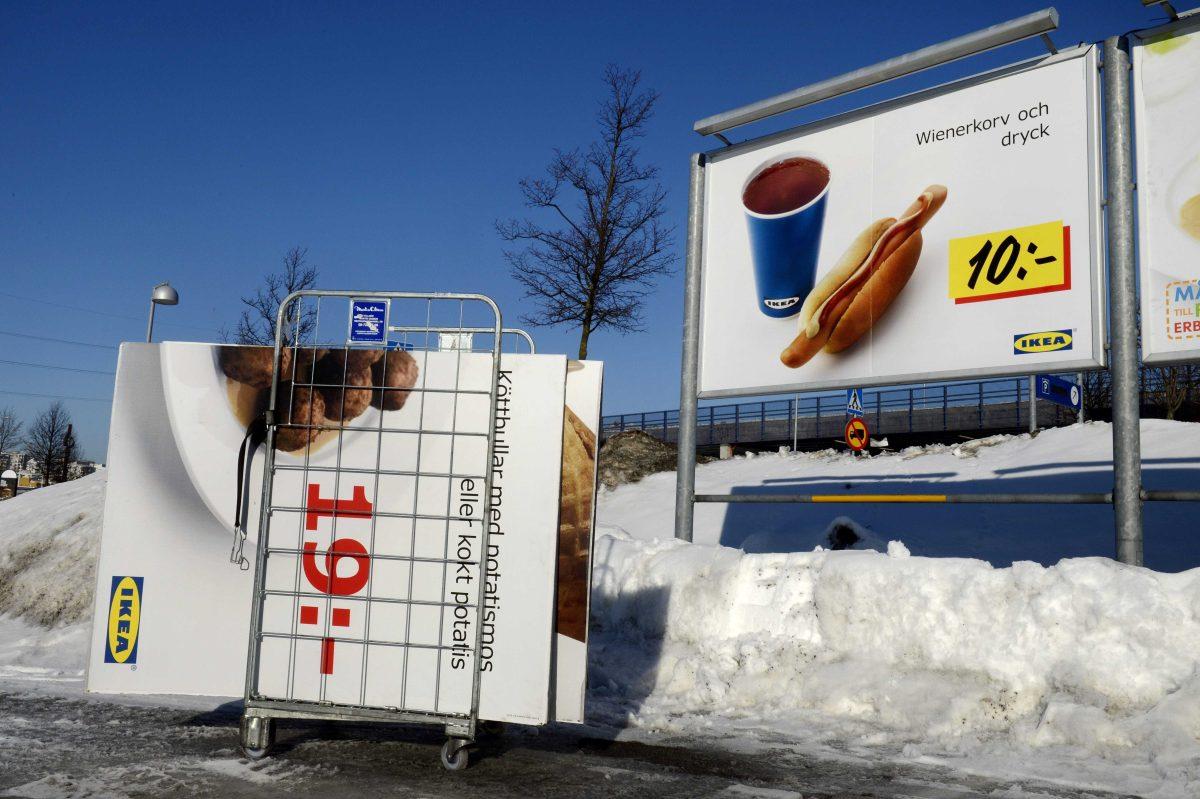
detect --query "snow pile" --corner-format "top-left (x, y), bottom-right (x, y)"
top-left (592, 421), bottom-right (1200, 793)
top-left (0, 472), bottom-right (105, 627)
top-left (589, 530), bottom-right (1200, 794)
top-left (0, 615), bottom-right (90, 684)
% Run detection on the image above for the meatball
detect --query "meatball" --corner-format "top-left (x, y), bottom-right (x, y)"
top-left (308, 349), bottom-right (383, 423)
top-left (319, 367), bottom-right (374, 422)
top-left (273, 384), bottom-right (326, 451)
top-left (370, 350), bottom-right (420, 411)
top-left (286, 347), bottom-right (329, 385)
top-left (310, 349), bottom-right (382, 384)
top-left (217, 346), bottom-right (285, 389)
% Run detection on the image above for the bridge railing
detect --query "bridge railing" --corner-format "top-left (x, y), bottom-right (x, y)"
top-left (601, 375), bottom-right (1081, 447)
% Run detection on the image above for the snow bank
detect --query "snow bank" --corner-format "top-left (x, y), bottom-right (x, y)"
top-left (0, 472), bottom-right (105, 626)
top-left (0, 615), bottom-right (89, 684)
top-left (590, 530), bottom-right (1200, 794)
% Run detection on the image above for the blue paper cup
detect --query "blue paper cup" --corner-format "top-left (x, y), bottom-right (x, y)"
top-left (743, 154), bottom-right (830, 318)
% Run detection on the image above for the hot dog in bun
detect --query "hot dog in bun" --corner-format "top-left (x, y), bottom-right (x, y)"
top-left (781, 185), bottom-right (948, 368)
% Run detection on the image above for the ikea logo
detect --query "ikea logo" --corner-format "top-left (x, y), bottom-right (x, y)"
top-left (1013, 329), bottom-right (1073, 355)
top-left (104, 576), bottom-right (143, 665)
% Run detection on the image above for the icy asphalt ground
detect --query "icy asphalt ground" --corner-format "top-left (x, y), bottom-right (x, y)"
top-left (0, 688), bottom-right (1134, 799)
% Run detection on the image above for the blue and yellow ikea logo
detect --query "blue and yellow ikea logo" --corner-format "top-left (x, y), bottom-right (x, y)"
top-left (104, 576), bottom-right (143, 664)
top-left (1013, 329), bottom-right (1073, 355)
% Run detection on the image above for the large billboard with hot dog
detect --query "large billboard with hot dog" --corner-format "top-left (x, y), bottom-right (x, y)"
top-left (698, 47), bottom-right (1105, 397)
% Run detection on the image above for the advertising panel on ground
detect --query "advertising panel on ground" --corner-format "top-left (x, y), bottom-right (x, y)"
top-left (1132, 18), bottom-right (1200, 364)
top-left (697, 47), bottom-right (1105, 398)
top-left (86, 342), bottom-right (602, 726)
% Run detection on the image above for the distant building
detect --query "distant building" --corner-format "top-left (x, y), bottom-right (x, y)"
top-left (19, 457), bottom-right (39, 488)
top-left (0, 451), bottom-right (24, 472)
top-left (68, 460), bottom-right (100, 479)
top-left (0, 452), bottom-right (102, 491)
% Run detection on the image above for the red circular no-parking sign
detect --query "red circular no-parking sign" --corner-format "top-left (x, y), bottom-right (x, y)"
top-left (844, 418), bottom-right (869, 452)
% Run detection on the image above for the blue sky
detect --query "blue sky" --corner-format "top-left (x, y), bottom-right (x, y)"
top-left (0, 0), bottom-right (1168, 460)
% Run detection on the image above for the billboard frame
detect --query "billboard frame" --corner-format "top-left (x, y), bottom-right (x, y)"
top-left (693, 44), bottom-right (1107, 400)
top-left (674, 17), bottom-right (1148, 568)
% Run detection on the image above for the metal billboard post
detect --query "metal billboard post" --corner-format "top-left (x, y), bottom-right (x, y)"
top-left (1102, 36), bottom-right (1143, 566)
top-left (675, 153), bottom-right (706, 542)
top-left (1028, 375), bottom-right (1037, 434)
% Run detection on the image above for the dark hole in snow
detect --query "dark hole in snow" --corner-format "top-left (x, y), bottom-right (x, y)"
top-left (826, 521), bottom-right (860, 550)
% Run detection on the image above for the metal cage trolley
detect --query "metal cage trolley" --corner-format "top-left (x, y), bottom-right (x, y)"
top-left (235, 290), bottom-right (511, 770)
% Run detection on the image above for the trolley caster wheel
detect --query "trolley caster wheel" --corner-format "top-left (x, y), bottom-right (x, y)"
top-left (440, 738), bottom-right (470, 771)
top-left (239, 715), bottom-right (275, 760)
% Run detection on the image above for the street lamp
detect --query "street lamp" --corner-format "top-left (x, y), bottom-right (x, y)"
top-left (146, 282), bottom-right (179, 343)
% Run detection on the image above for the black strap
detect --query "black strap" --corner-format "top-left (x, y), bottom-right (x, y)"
top-left (233, 413), bottom-right (269, 563)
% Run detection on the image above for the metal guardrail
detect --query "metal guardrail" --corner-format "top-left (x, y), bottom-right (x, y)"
top-left (602, 376), bottom-right (1079, 447)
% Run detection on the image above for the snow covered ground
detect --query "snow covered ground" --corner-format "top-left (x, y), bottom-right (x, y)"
top-left (589, 533), bottom-right (1200, 797)
top-left (2, 421), bottom-right (1199, 796)
top-left (592, 420), bottom-right (1200, 797)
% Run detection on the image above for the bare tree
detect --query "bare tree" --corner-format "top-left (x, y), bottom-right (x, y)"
top-left (56, 424), bottom-right (78, 483)
top-left (1081, 369), bottom-right (1112, 420)
top-left (26, 402), bottom-right (71, 486)
top-left (498, 65), bottom-right (675, 359)
top-left (0, 407), bottom-right (22, 465)
top-left (232, 247), bottom-right (320, 346)
top-left (1151, 363), bottom-right (1200, 420)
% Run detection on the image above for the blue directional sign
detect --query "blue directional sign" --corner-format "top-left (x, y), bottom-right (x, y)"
top-left (846, 388), bottom-right (865, 418)
top-left (1035, 374), bottom-right (1081, 411)
top-left (348, 299), bottom-right (389, 344)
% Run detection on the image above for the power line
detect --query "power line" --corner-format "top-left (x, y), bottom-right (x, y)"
top-left (0, 358), bottom-right (115, 376)
top-left (0, 389), bottom-right (111, 403)
top-left (0, 329), bottom-right (118, 351)
top-left (0, 290), bottom-right (218, 334)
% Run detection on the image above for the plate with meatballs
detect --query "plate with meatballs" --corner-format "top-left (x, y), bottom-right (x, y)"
top-left (159, 341), bottom-right (426, 535)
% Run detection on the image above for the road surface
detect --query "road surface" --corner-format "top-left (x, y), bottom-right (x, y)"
top-left (0, 690), bottom-right (1134, 798)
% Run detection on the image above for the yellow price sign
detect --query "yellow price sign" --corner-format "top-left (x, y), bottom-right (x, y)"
top-left (948, 220), bottom-right (1071, 304)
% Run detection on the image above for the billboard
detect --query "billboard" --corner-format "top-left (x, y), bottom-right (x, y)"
top-left (697, 47), bottom-right (1104, 398)
top-left (1132, 19), bottom-right (1200, 364)
top-left (87, 343), bottom-right (602, 726)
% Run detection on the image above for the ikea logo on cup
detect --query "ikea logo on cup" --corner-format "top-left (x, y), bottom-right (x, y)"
top-left (104, 576), bottom-right (143, 665)
top-left (1013, 329), bottom-right (1073, 355)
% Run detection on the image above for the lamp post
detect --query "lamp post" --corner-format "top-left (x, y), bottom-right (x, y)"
top-left (146, 282), bottom-right (179, 343)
